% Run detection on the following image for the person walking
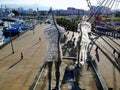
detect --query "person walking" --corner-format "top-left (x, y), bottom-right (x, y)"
top-left (113, 49), bottom-right (116, 55)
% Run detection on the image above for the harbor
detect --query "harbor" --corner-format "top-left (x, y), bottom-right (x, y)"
top-left (0, 18), bottom-right (37, 47)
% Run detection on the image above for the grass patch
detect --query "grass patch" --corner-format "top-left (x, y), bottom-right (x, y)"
top-left (102, 17), bottom-right (120, 21)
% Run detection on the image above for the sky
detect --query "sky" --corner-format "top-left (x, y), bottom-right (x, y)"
top-left (0, 0), bottom-right (97, 10)
top-left (0, 0), bottom-right (120, 10)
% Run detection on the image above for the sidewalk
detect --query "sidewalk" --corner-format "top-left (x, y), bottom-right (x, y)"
top-left (89, 35), bottom-right (120, 89)
top-left (0, 24), bottom-right (48, 90)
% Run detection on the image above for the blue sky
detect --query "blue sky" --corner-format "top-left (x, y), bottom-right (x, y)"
top-left (0, 0), bottom-right (120, 10)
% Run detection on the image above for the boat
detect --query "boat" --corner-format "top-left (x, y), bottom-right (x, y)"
top-left (2, 27), bottom-right (20, 38)
top-left (0, 27), bottom-right (4, 45)
top-left (11, 22), bottom-right (20, 28)
top-left (20, 24), bottom-right (30, 30)
top-left (11, 21), bottom-right (30, 31)
top-left (0, 36), bottom-right (4, 45)
top-left (0, 20), bottom-right (4, 26)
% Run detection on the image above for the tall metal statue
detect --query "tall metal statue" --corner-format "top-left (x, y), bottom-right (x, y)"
top-left (44, 8), bottom-right (65, 90)
top-left (77, 15), bottom-right (92, 66)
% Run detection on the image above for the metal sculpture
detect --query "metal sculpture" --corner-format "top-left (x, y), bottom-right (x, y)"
top-left (44, 8), bottom-right (65, 90)
top-left (76, 15), bottom-right (92, 66)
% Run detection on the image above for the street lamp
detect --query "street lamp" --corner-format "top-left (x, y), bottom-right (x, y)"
top-left (8, 12), bottom-right (15, 54)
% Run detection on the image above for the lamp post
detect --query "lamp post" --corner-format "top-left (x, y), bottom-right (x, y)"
top-left (10, 33), bottom-right (14, 54)
top-left (8, 12), bottom-right (15, 54)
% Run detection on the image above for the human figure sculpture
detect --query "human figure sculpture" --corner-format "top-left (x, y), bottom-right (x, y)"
top-left (44, 8), bottom-right (65, 90)
top-left (77, 15), bottom-right (92, 65)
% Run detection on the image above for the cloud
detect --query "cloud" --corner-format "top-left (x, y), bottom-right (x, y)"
top-left (1, 0), bottom-right (90, 10)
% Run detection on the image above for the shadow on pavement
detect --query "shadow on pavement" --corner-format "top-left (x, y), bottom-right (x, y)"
top-left (0, 53), bottom-right (13, 61)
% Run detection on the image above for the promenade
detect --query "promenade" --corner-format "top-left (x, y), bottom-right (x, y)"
top-left (0, 24), bottom-right (47, 90)
top-left (0, 23), bottom-right (120, 90)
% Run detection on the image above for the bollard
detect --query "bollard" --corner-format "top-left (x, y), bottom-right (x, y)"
top-left (21, 52), bottom-right (23, 59)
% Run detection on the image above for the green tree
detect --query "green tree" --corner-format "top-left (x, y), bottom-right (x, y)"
top-left (56, 17), bottom-right (78, 32)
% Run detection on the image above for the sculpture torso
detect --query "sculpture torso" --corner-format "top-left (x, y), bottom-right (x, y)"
top-left (44, 24), bottom-right (65, 62)
top-left (78, 21), bottom-right (91, 44)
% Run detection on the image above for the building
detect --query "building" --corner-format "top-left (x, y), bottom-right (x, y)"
top-left (56, 7), bottom-right (85, 16)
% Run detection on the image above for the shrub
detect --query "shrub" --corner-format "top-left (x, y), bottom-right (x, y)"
top-left (56, 17), bottom-right (78, 32)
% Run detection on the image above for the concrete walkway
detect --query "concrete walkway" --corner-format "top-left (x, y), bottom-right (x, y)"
top-left (0, 24), bottom-right (48, 90)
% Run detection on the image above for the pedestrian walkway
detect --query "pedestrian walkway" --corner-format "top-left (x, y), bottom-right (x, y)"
top-left (89, 35), bottom-right (120, 90)
top-left (0, 24), bottom-right (48, 90)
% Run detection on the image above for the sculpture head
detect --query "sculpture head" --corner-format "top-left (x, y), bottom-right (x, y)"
top-left (47, 7), bottom-right (56, 25)
top-left (82, 15), bottom-right (89, 21)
